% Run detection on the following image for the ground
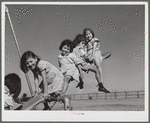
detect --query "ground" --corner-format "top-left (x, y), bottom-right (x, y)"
top-left (52, 98), bottom-right (144, 111)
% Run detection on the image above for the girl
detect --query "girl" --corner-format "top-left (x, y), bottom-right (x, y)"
top-left (4, 73), bottom-right (21, 110)
top-left (73, 34), bottom-right (110, 93)
top-left (83, 28), bottom-right (111, 92)
top-left (58, 39), bottom-right (84, 92)
top-left (20, 51), bottom-right (72, 110)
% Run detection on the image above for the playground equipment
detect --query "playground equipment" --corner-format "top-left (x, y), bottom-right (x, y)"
top-left (15, 93), bottom-right (72, 110)
top-left (5, 6), bottom-right (72, 111)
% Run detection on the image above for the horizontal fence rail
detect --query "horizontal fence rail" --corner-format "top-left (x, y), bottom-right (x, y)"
top-left (66, 90), bottom-right (145, 100)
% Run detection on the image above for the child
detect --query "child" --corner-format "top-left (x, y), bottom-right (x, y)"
top-left (4, 73), bottom-right (21, 110)
top-left (20, 51), bottom-right (72, 110)
top-left (73, 34), bottom-right (110, 93)
top-left (58, 39), bottom-right (84, 91)
top-left (83, 28), bottom-right (111, 92)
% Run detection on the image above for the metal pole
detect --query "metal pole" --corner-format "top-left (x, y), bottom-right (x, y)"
top-left (125, 91), bottom-right (127, 98)
top-left (5, 6), bottom-right (34, 96)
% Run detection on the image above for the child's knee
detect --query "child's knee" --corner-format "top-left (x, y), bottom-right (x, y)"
top-left (65, 76), bottom-right (72, 83)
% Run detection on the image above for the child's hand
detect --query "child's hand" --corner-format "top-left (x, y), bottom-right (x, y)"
top-left (41, 93), bottom-right (49, 100)
top-left (89, 56), bottom-right (95, 62)
top-left (34, 92), bottom-right (39, 97)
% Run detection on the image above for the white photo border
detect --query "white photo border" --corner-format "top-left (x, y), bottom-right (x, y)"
top-left (1, 1), bottom-right (149, 122)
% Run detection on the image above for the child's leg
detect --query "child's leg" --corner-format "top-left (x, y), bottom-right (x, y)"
top-left (89, 61), bottom-right (110, 93)
top-left (88, 65), bottom-right (102, 84)
top-left (95, 60), bottom-right (103, 82)
top-left (94, 54), bottom-right (103, 82)
top-left (47, 95), bottom-right (72, 110)
top-left (58, 95), bottom-right (72, 110)
top-left (61, 75), bottom-right (72, 94)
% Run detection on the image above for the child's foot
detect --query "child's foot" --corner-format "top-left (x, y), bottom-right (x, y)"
top-left (63, 96), bottom-right (72, 111)
top-left (76, 76), bottom-right (84, 89)
top-left (97, 83), bottom-right (110, 93)
top-left (76, 82), bottom-right (84, 89)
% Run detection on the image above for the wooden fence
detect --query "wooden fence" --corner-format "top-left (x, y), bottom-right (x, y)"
top-left (67, 90), bottom-right (145, 100)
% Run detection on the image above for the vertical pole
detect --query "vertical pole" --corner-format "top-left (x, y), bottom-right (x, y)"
top-left (137, 91), bottom-right (139, 98)
top-left (105, 93), bottom-right (107, 99)
top-left (96, 93), bottom-right (98, 99)
top-left (125, 91), bottom-right (127, 98)
top-left (5, 6), bottom-right (34, 96)
top-left (114, 92), bottom-right (116, 99)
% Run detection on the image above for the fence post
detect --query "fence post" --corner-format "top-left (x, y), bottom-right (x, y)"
top-left (114, 92), bottom-right (116, 99)
top-left (105, 93), bottom-right (107, 99)
top-left (81, 94), bottom-right (82, 100)
top-left (96, 93), bottom-right (98, 99)
top-left (137, 91), bottom-right (139, 98)
top-left (125, 91), bottom-right (127, 98)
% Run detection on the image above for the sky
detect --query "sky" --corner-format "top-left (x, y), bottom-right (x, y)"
top-left (4, 4), bottom-right (146, 97)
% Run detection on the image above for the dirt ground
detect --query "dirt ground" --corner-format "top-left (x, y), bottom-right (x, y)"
top-left (52, 98), bottom-right (144, 111)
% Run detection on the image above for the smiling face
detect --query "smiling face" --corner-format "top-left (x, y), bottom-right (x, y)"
top-left (26, 57), bottom-right (37, 70)
top-left (85, 30), bottom-right (93, 42)
top-left (61, 45), bottom-right (70, 56)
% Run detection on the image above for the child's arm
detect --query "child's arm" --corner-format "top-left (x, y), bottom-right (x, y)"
top-left (58, 59), bottom-right (61, 68)
top-left (70, 54), bottom-right (83, 79)
top-left (82, 54), bottom-right (91, 63)
top-left (33, 73), bottom-right (40, 95)
top-left (91, 38), bottom-right (99, 61)
top-left (79, 47), bottom-right (90, 63)
top-left (92, 42), bottom-right (97, 58)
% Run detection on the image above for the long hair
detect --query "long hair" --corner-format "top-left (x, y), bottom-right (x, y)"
top-left (73, 34), bottom-right (86, 48)
top-left (83, 28), bottom-right (95, 38)
top-left (59, 39), bottom-right (73, 53)
top-left (5, 73), bottom-right (21, 101)
top-left (20, 51), bottom-right (40, 73)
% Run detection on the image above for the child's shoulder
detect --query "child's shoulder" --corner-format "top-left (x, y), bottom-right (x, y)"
top-left (37, 60), bottom-right (49, 67)
top-left (38, 60), bottom-right (47, 64)
top-left (74, 45), bottom-right (83, 50)
top-left (58, 54), bottom-right (63, 59)
top-left (68, 53), bottom-right (76, 58)
top-left (91, 37), bottom-right (99, 43)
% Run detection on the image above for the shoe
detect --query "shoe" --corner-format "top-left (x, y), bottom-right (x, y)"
top-left (76, 82), bottom-right (84, 89)
top-left (97, 83), bottom-right (110, 93)
top-left (76, 76), bottom-right (84, 89)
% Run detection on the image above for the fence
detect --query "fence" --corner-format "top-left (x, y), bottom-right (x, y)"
top-left (67, 90), bottom-right (145, 100)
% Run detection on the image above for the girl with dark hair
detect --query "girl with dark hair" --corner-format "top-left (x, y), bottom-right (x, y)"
top-left (58, 39), bottom-right (84, 92)
top-left (83, 28), bottom-right (111, 93)
top-left (4, 73), bottom-right (21, 110)
top-left (20, 51), bottom-right (72, 110)
top-left (73, 34), bottom-right (110, 93)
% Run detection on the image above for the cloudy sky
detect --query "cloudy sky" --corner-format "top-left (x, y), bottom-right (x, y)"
top-left (4, 3), bottom-right (146, 97)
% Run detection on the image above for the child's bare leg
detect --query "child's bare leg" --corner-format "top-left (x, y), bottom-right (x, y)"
top-left (47, 95), bottom-right (72, 110)
top-left (58, 95), bottom-right (72, 110)
top-left (88, 66), bottom-right (102, 84)
top-left (94, 58), bottom-right (103, 82)
top-left (94, 59), bottom-right (110, 93)
top-left (61, 75), bottom-right (72, 94)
